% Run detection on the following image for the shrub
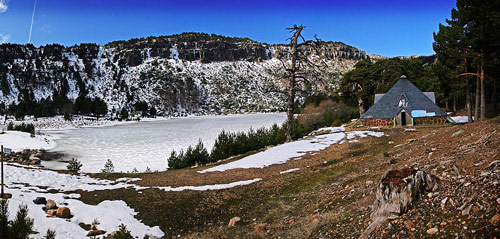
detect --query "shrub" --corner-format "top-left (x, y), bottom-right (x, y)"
top-left (64, 112), bottom-right (71, 121)
top-left (298, 100), bottom-right (358, 130)
top-left (169, 124), bottom-right (288, 170)
top-left (21, 154), bottom-right (29, 162)
top-left (101, 159), bottom-right (114, 173)
top-left (167, 150), bottom-right (187, 169)
top-left (45, 229), bottom-right (56, 239)
top-left (120, 108), bottom-right (129, 120)
top-left (167, 139), bottom-right (209, 169)
top-left (66, 158), bottom-right (83, 172)
top-left (209, 130), bottom-right (235, 163)
top-left (0, 200), bottom-right (34, 239)
top-left (110, 224), bottom-right (133, 239)
top-left (7, 123), bottom-right (35, 135)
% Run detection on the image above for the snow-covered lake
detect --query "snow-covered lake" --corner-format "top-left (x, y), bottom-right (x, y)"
top-left (45, 113), bottom-right (286, 173)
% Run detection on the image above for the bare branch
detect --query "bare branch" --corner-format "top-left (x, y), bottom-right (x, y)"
top-left (456, 73), bottom-right (480, 78)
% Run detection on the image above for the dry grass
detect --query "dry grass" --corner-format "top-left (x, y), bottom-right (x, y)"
top-left (77, 118), bottom-right (499, 238)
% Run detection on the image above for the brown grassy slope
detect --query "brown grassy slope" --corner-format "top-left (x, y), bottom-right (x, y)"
top-left (79, 118), bottom-right (499, 238)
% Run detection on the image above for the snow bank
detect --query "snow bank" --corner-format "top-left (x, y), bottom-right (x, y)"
top-left (155, 178), bottom-right (261, 191)
top-left (0, 131), bottom-right (56, 151)
top-left (199, 127), bottom-right (384, 173)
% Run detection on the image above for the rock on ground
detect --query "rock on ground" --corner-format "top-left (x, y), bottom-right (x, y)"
top-left (56, 207), bottom-right (71, 218)
top-left (228, 217), bottom-right (241, 227)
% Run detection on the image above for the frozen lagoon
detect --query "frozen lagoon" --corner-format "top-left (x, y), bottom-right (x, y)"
top-left (44, 113), bottom-right (286, 173)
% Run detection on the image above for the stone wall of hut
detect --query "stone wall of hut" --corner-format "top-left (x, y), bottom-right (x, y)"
top-left (413, 116), bottom-right (447, 125)
top-left (361, 118), bottom-right (394, 127)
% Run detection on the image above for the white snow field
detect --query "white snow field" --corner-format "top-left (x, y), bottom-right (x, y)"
top-left (199, 126), bottom-right (384, 173)
top-left (43, 113), bottom-right (286, 173)
top-left (0, 131), bottom-right (56, 152)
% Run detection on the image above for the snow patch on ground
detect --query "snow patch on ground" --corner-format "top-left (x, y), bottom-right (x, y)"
top-left (280, 168), bottom-right (300, 174)
top-left (154, 178), bottom-right (261, 191)
top-left (451, 116), bottom-right (473, 123)
top-left (199, 127), bottom-right (384, 173)
top-left (5, 164), bottom-right (142, 192)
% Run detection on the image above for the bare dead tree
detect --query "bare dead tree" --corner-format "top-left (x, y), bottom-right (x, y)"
top-left (279, 25), bottom-right (327, 142)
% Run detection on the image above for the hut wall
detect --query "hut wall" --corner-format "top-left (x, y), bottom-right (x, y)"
top-left (361, 118), bottom-right (394, 127)
top-left (413, 116), bottom-right (447, 125)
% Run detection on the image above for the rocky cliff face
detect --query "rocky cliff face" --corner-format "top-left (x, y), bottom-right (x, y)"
top-left (0, 33), bottom-right (370, 116)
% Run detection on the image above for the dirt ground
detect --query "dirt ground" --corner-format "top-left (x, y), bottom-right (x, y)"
top-left (79, 117), bottom-right (500, 238)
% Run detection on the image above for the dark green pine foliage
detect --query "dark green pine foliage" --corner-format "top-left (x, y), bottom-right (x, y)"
top-left (209, 130), bottom-right (234, 163)
top-left (433, 0), bottom-right (500, 118)
top-left (110, 224), bottom-right (133, 239)
top-left (168, 123), bottom-right (291, 169)
top-left (0, 200), bottom-right (34, 239)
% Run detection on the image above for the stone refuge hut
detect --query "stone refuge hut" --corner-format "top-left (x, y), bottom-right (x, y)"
top-left (360, 76), bottom-right (447, 127)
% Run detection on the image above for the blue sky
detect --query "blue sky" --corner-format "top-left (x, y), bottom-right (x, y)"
top-left (0, 0), bottom-right (456, 57)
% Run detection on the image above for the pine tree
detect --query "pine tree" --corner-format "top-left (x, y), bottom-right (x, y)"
top-left (9, 204), bottom-right (34, 239)
top-left (66, 158), bottom-right (83, 173)
top-left (45, 229), bottom-right (56, 239)
top-left (101, 159), bottom-right (115, 173)
top-left (0, 200), bottom-right (9, 239)
top-left (110, 224), bottom-right (133, 239)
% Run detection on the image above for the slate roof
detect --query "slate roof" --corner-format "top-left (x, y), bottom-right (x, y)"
top-left (361, 77), bottom-right (447, 119)
top-left (374, 92), bottom-right (436, 104)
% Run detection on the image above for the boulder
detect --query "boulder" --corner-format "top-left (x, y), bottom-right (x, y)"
top-left (29, 155), bottom-right (39, 161)
top-left (490, 214), bottom-right (500, 227)
top-left (78, 222), bottom-right (92, 231)
top-left (34, 150), bottom-right (45, 159)
top-left (308, 214), bottom-right (320, 223)
top-left (33, 197), bottom-right (47, 205)
top-left (255, 223), bottom-right (267, 233)
top-left (46, 199), bottom-right (57, 210)
top-left (46, 209), bottom-right (57, 217)
top-left (228, 217), bottom-right (241, 227)
top-left (56, 207), bottom-right (71, 218)
top-left (426, 228), bottom-right (438, 235)
top-left (404, 220), bottom-right (415, 230)
top-left (87, 230), bottom-right (106, 237)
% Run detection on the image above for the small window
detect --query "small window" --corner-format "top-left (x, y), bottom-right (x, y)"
top-left (398, 95), bottom-right (409, 107)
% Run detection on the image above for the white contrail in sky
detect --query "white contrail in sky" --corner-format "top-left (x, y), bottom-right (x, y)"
top-left (28, 0), bottom-right (37, 44)
top-left (0, 0), bottom-right (8, 13)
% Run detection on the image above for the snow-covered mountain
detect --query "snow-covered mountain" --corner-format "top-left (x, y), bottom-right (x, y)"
top-left (0, 33), bottom-right (371, 116)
